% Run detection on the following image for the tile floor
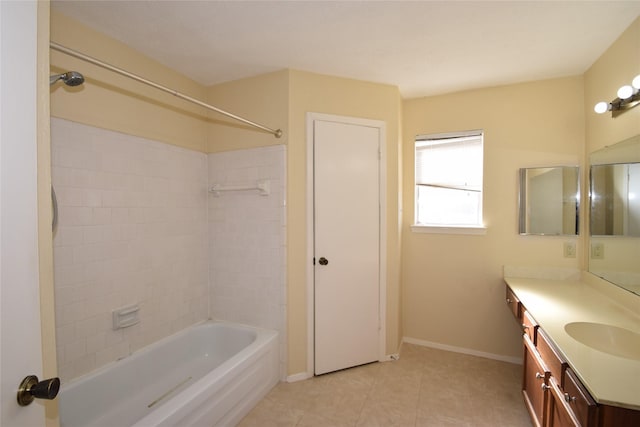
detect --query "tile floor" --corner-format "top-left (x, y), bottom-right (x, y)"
top-left (238, 343), bottom-right (532, 427)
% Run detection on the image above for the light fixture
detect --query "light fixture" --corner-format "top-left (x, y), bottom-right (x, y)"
top-left (617, 85), bottom-right (634, 100)
top-left (594, 101), bottom-right (611, 114)
top-left (594, 74), bottom-right (640, 117)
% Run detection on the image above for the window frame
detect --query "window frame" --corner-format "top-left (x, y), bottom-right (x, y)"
top-left (412, 130), bottom-right (486, 235)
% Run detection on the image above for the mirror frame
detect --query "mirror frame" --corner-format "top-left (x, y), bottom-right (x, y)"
top-left (518, 166), bottom-right (580, 236)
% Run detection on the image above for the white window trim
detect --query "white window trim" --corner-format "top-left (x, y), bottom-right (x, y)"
top-left (416, 129), bottom-right (483, 142)
top-left (414, 130), bottom-right (484, 231)
top-left (411, 224), bottom-right (487, 235)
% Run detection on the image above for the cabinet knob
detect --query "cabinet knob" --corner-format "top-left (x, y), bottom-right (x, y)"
top-left (541, 383), bottom-right (551, 391)
top-left (535, 372), bottom-right (545, 380)
top-left (506, 298), bottom-right (512, 304)
top-left (564, 392), bottom-right (577, 403)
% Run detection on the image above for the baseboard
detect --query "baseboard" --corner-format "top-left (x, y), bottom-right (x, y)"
top-left (286, 372), bottom-right (312, 383)
top-left (402, 336), bottom-right (522, 365)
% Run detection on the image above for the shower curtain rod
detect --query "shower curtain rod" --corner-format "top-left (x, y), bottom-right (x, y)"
top-left (50, 41), bottom-right (283, 138)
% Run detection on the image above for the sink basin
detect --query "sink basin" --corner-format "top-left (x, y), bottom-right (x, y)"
top-left (564, 322), bottom-right (640, 360)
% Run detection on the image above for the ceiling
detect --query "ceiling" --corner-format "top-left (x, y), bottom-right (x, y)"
top-left (51, 1), bottom-right (640, 99)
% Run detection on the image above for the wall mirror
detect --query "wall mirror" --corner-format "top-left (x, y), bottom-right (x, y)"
top-left (589, 134), bottom-right (640, 296)
top-left (518, 166), bottom-right (580, 235)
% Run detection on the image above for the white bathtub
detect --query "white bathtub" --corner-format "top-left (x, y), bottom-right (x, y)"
top-left (59, 321), bottom-right (279, 427)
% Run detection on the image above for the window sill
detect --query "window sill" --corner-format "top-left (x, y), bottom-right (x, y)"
top-left (410, 224), bottom-right (487, 235)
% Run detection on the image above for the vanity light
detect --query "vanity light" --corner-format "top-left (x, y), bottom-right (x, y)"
top-left (617, 85), bottom-right (634, 100)
top-left (594, 74), bottom-right (640, 117)
top-left (594, 101), bottom-right (611, 114)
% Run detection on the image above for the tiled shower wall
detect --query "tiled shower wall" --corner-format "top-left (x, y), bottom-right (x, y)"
top-left (51, 119), bottom-right (287, 382)
top-left (51, 118), bottom-right (209, 380)
top-left (207, 146), bottom-right (287, 376)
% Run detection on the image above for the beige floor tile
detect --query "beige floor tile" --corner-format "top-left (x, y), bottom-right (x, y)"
top-left (416, 414), bottom-right (472, 427)
top-left (236, 398), bottom-right (304, 427)
top-left (296, 412), bottom-right (356, 427)
top-left (239, 344), bottom-right (532, 427)
top-left (357, 398), bottom-right (417, 427)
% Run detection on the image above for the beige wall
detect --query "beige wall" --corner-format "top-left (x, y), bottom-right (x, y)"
top-left (402, 76), bottom-right (585, 359)
top-left (286, 70), bottom-right (403, 375)
top-left (50, 11), bottom-right (208, 152)
top-left (206, 70), bottom-right (289, 152)
top-left (584, 16), bottom-right (640, 153)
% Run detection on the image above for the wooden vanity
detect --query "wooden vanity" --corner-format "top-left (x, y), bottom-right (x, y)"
top-left (505, 279), bottom-right (640, 427)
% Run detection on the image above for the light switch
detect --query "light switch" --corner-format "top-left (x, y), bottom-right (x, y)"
top-left (563, 242), bottom-right (576, 258)
top-left (591, 242), bottom-right (604, 259)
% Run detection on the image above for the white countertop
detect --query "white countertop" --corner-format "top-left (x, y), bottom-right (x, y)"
top-left (504, 276), bottom-right (640, 410)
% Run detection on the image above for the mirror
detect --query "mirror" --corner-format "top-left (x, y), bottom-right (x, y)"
top-left (591, 163), bottom-right (640, 237)
top-left (519, 167), bottom-right (580, 235)
top-left (589, 134), bottom-right (640, 296)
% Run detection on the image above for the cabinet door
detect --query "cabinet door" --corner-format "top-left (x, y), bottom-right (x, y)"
top-left (537, 329), bottom-right (567, 384)
top-left (523, 335), bottom-right (550, 427)
top-left (506, 285), bottom-right (522, 320)
top-left (548, 377), bottom-right (580, 427)
top-left (522, 310), bottom-right (538, 344)
top-left (563, 368), bottom-right (597, 427)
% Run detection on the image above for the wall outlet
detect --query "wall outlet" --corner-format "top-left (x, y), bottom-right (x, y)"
top-left (591, 242), bottom-right (604, 259)
top-left (563, 241), bottom-right (576, 258)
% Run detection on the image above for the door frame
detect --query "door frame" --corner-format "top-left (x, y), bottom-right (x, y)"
top-left (305, 112), bottom-right (387, 377)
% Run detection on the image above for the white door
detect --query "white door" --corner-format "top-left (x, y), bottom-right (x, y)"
top-left (0, 1), bottom-right (46, 426)
top-left (313, 117), bottom-right (381, 375)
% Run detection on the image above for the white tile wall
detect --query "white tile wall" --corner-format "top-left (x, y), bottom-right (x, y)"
top-left (208, 145), bottom-right (287, 377)
top-left (51, 118), bottom-right (209, 381)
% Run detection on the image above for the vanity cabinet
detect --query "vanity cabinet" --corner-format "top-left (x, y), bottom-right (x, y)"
top-left (536, 329), bottom-right (566, 383)
top-left (506, 286), bottom-right (521, 319)
top-left (523, 333), bottom-right (550, 427)
top-left (506, 284), bottom-right (640, 427)
top-left (563, 368), bottom-right (597, 426)
top-left (548, 377), bottom-right (581, 427)
top-left (522, 310), bottom-right (538, 344)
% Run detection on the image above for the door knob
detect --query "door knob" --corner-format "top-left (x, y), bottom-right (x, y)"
top-left (318, 257), bottom-right (329, 265)
top-left (17, 375), bottom-right (60, 406)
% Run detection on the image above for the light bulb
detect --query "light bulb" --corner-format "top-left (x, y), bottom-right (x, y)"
top-left (594, 101), bottom-right (610, 114)
top-left (632, 75), bottom-right (640, 90)
top-left (617, 85), bottom-right (633, 100)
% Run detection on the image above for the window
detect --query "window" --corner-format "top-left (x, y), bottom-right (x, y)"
top-left (414, 130), bottom-right (484, 232)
